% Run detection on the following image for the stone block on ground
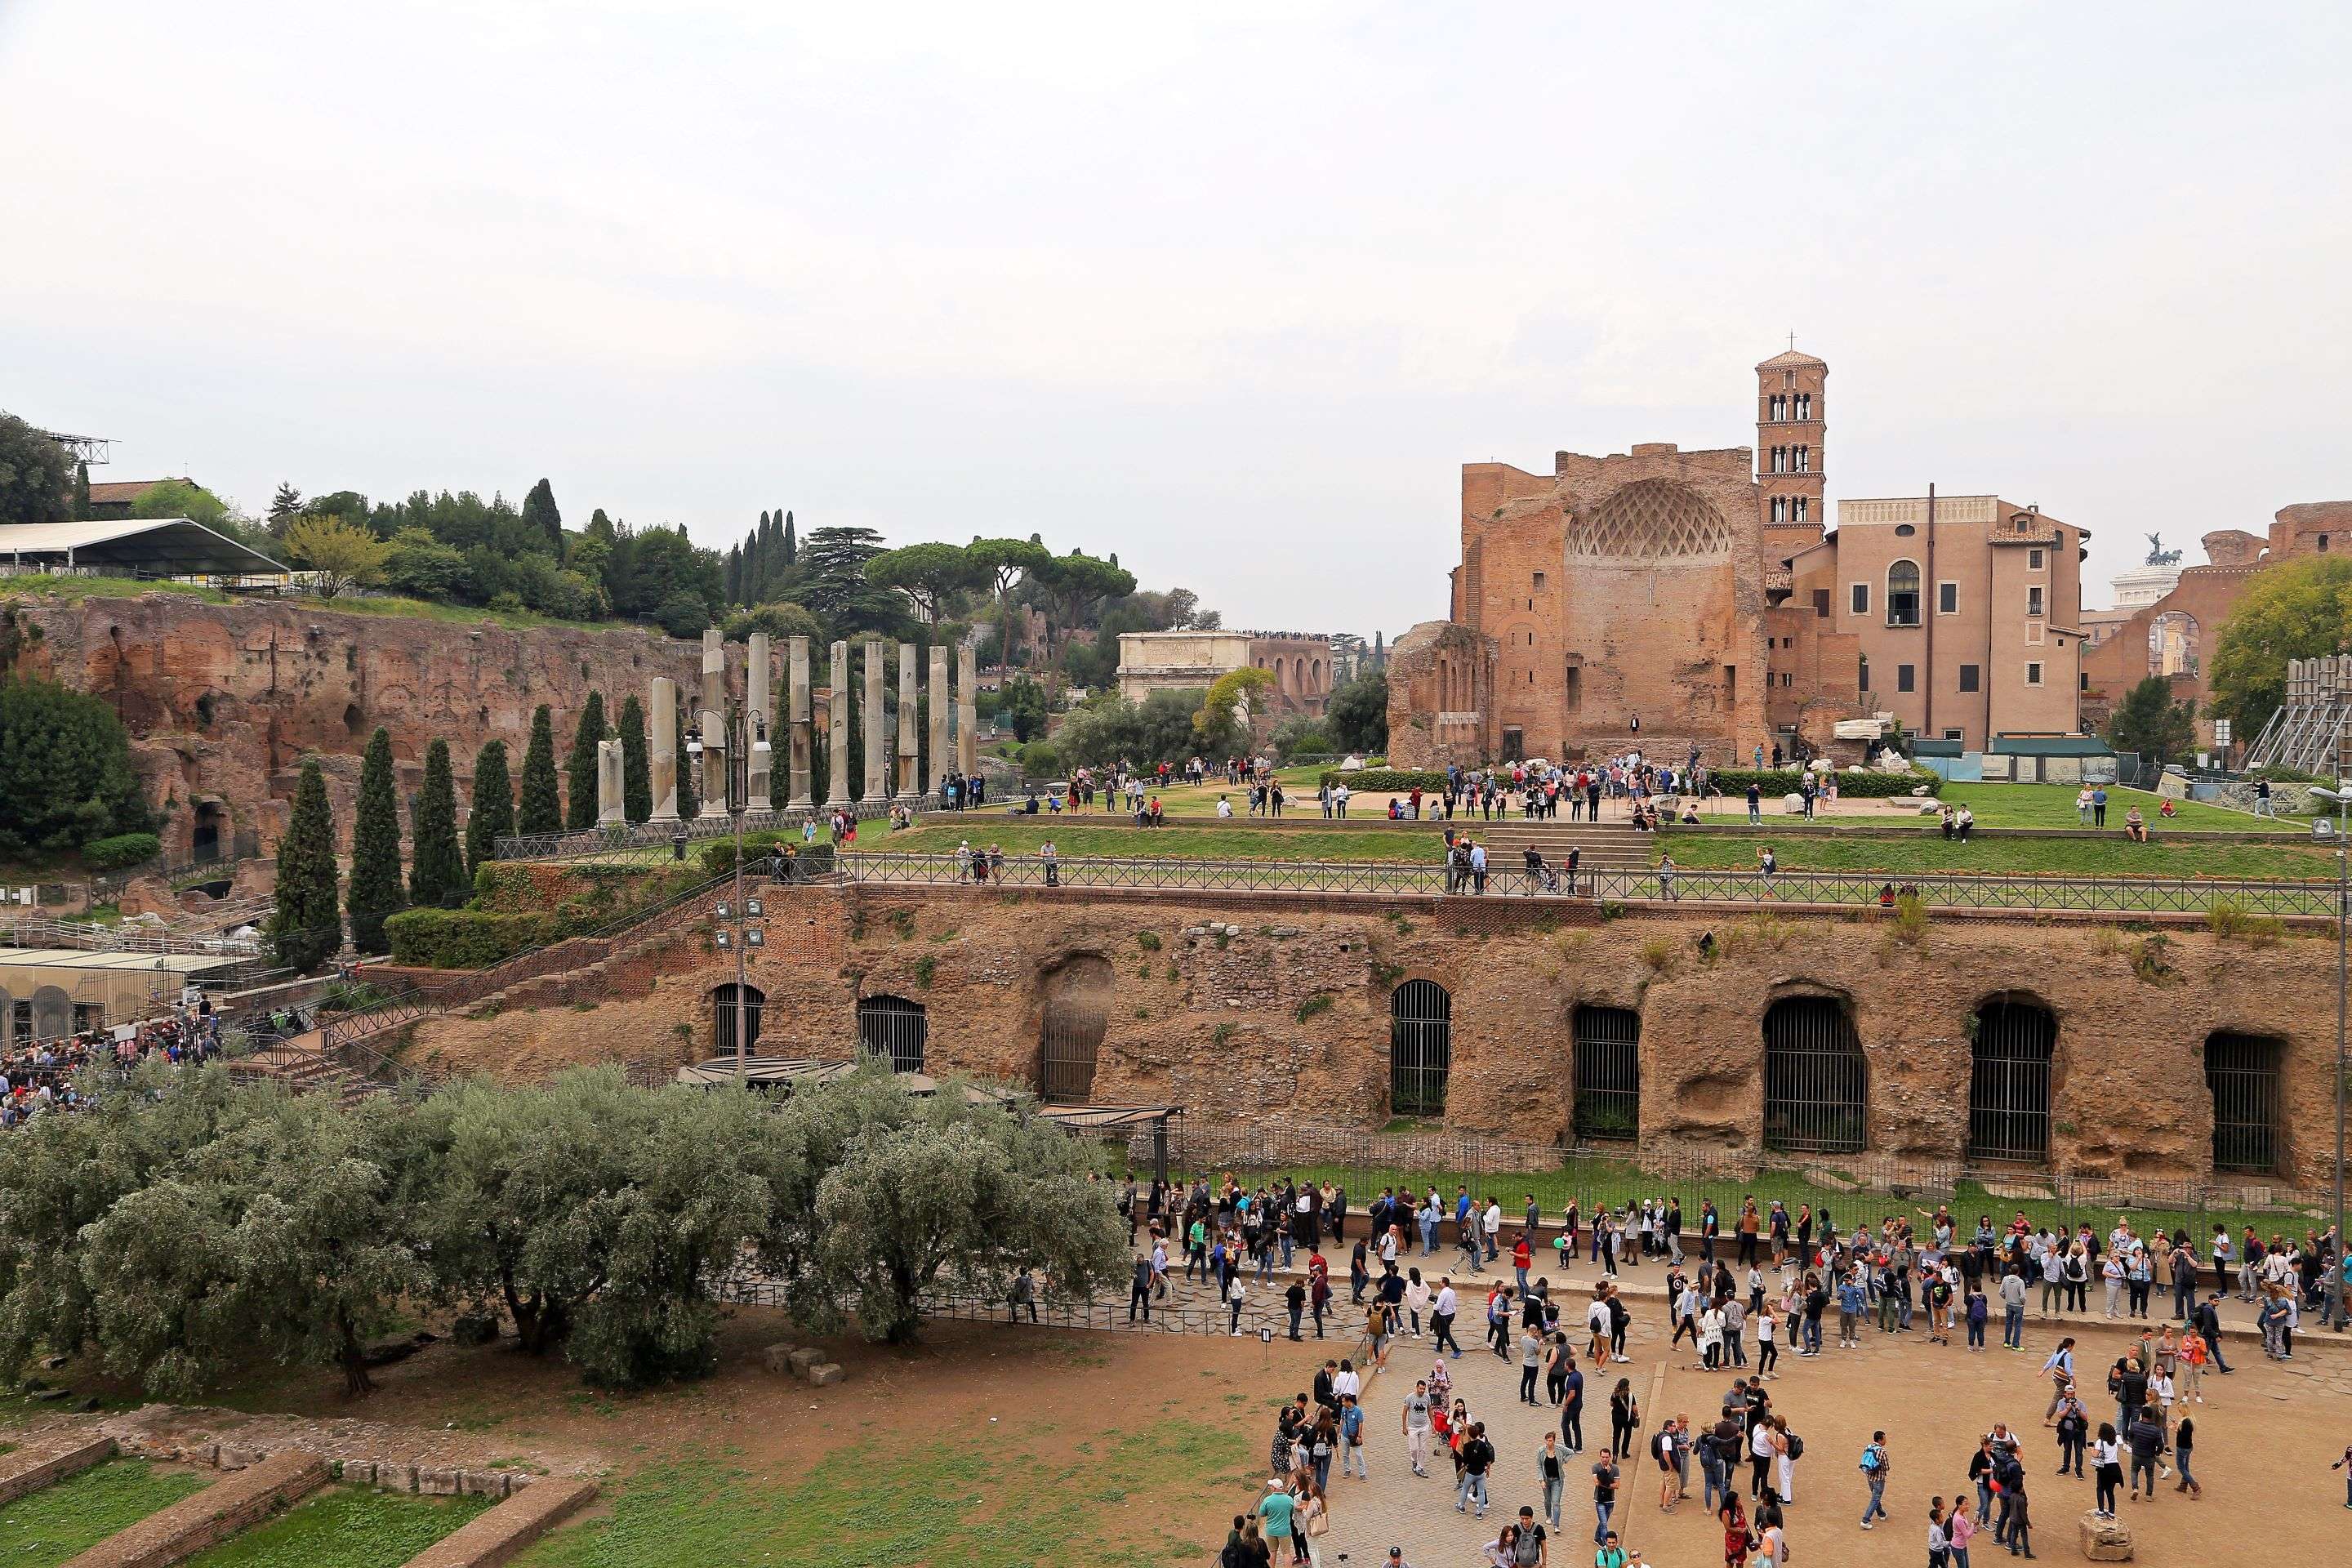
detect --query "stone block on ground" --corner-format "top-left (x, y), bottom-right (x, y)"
top-left (808, 1362), bottom-right (845, 1387)
top-left (787, 1347), bottom-right (824, 1379)
top-left (419, 1467), bottom-right (463, 1496)
top-left (380, 1463), bottom-right (419, 1493)
top-left (760, 1343), bottom-right (800, 1374)
top-left (461, 1471), bottom-right (513, 1498)
top-left (2079, 1509), bottom-right (2132, 1560)
top-left (342, 1461), bottom-right (376, 1486)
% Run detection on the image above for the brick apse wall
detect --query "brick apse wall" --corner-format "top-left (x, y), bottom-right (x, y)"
top-left (402, 884), bottom-right (2345, 1191)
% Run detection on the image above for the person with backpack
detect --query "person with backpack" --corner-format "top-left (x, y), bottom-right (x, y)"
top-left (1455, 1419), bottom-right (1495, 1518)
top-left (1508, 1505), bottom-right (1548, 1567)
top-left (1654, 1419), bottom-right (1682, 1512)
top-left (1859, 1430), bottom-right (1891, 1527)
top-left (1774, 1418), bottom-right (1801, 1504)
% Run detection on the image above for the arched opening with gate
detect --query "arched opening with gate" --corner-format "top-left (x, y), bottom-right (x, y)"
top-left (710, 982), bottom-right (764, 1058)
top-left (2205, 1031), bottom-right (2285, 1174)
top-left (191, 801), bottom-right (224, 864)
top-left (1967, 996), bottom-right (2056, 1164)
top-left (1571, 1004), bottom-right (1641, 1141)
top-left (1389, 980), bottom-right (1453, 1117)
top-left (857, 995), bottom-right (928, 1074)
top-left (1039, 954), bottom-right (1114, 1102)
top-left (1762, 996), bottom-right (1867, 1154)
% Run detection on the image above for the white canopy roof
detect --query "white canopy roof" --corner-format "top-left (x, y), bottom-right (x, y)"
top-left (0, 517), bottom-right (285, 577)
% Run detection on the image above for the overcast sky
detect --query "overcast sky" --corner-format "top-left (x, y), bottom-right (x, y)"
top-left (5, 2), bottom-right (2347, 639)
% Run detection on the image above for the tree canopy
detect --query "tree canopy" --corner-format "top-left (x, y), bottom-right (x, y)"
top-left (1325, 668), bottom-right (1390, 755)
top-left (0, 676), bottom-right (153, 856)
top-left (270, 760), bottom-right (342, 973)
top-left (346, 727), bottom-right (407, 954)
top-left (2206, 556), bottom-right (2352, 734)
top-left (0, 1062), bottom-right (1123, 1396)
top-left (2105, 675), bottom-right (2198, 767)
top-left (0, 413), bottom-right (75, 526)
top-left (284, 513), bottom-right (390, 597)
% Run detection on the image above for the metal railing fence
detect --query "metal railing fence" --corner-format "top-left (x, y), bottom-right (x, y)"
top-left (834, 849), bottom-right (2346, 918)
top-left (492, 795), bottom-right (938, 862)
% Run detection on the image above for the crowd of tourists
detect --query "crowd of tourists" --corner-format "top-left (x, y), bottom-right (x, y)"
top-left (1, 1003), bottom-right (225, 1128)
top-left (1197, 1177), bottom-right (2351, 1567)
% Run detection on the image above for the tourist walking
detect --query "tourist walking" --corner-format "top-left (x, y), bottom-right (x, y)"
top-left (1860, 1430), bottom-right (1891, 1528)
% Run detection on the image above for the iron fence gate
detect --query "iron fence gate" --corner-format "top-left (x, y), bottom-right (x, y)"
top-left (713, 982), bottom-right (764, 1057)
top-left (1389, 980), bottom-right (1453, 1116)
top-left (857, 995), bottom-right (928, 1074)
top-left (1572, 1004), bottom-right (1642, 1141)
top-left (1040, 1003), bottom-right (1107, 1102)
top-left (1967, 998), bottom-right (2056, 1163)
top-left (2205, 1031), bottom-right (2283, 1174)
top-left (1762, 996), bottom-right (1867, 1154)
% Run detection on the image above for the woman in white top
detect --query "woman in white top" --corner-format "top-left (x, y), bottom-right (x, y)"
top-left (1771, 1417), bottom-right (1795, 1503)
top-left (1332, 1361), bottom-right (1361, 1402)
top-left (1404, 1271), bottom-right (1432, 1336)
top-left (1698, 1304), bottom-right (1726, 1370)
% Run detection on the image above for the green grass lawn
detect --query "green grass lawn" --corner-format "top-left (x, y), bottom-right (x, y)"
top-left (179, 1486), bottom-right (492, 1568)
top-left (1660, 832), bottom-right (2334, 880)
top-left (0, 1459), bottom-right (207, 1568)
top-left (519, 1423), bottom-right (1252, 1568)
top-left (879, 822), bottom-right (1444, 862)
top-left (1, 573), bottom-right (639, 635)
top-left (1683, 782), bottom-right (2295, 833)
top-left (0, 572), bottom-right (231, 605)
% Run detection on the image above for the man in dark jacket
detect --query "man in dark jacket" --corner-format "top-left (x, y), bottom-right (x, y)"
top-left (2125, 1405), bottom-right (2167, 1499)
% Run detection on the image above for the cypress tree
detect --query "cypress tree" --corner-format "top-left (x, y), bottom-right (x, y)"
top-left (617, 694), bottom-right (652, 822)
top-left (409, 738), bottom-right (465, 907)
top-left (782, 509), bottom-right (796, 567)
top-left (269, 759), bottom-right (341, 973)
top-left (73, 462), bottom-right (91, 521)
top-left (724, 543), bottom-right (742, 608)
top-left (518, 705), bottom-right (563, 835)
top-left (465, 740), bottom-right (515, 877)
top-left (674, 698), bottom-right (699, 820)
top-left (521, 477), bottom-right (563, 554)
top-left (346, 726), bottom-right (407, 954)
top-left (564, 691), bottom-right (607, 831)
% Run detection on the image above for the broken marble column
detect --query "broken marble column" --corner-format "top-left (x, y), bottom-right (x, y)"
top-left (957, 644), bottom-right (978, 777)
top-left (896, 643), bottom-right (920, 799)
top-left (862, 640), bottom-right (889, 804)
top-left (927, 645), bottom-right (949, 797)
top-left (697, 629), bottom-right (729, 817)
top-left (648, 676), bottom-right (679, 823)
top-left (825, 640), bottom-right (851, 808)
top-left (787, 635), bottom-right (813, 809)
top-left (746, 632), bottom-right (773, 809)
top-left (595, 738), bottom-right (625, 826)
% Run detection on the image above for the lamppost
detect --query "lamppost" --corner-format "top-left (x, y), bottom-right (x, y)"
top-left (2310, 778), bottom-right (2352, 1331)
top-left (691, 704), bottom-right (770, 1085)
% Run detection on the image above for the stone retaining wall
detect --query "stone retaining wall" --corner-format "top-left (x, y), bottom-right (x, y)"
top-left (0, 1437), bottom-right (117, 1506)
top-left (396, 1478), bottom-right (599, 1568)
top-left (60, 1450), bottom-right (327, 1568)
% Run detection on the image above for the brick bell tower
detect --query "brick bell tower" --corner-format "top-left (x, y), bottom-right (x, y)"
top-left (1756, 339), bottom-right (1828, 556)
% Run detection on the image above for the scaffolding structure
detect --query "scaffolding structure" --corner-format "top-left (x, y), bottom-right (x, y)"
top-left (2245, 655), bottom-right (2352, 777)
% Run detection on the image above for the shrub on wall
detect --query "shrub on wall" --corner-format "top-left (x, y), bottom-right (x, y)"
top-left (1318, 768), bottom-right (1450, 793)
top-left (81, 831), bottom-right (161, 872)
top-left (385, 907), bottom-right (562, 968)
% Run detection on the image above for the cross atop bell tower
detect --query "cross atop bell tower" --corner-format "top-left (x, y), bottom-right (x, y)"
top-left (1756, 341), bottom-right (1828, 548)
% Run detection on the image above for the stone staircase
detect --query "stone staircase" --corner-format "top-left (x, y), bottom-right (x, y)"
top-left (230, 1039), bottom-right (379, 1104)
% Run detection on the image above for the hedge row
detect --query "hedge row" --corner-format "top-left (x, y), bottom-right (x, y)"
top-left (700, 834), bottom-right (836, 878)
top-left (384, 895), bottom-right (635, 968)
top-left (1707, 767), bottom-right (1938, 799)
top-left (1316, 768), bottom-right (1449, 792)
top-left (82, 831), bottom-right (162, 872)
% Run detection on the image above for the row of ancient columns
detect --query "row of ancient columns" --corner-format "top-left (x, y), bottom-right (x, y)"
top-left (605, 633), bottom-right (979, 826)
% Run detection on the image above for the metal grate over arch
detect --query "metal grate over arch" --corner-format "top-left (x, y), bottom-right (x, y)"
top-left (1389, 980), bottom-right (1453, 1117)
top-left (711, 982), bottom-right (764, 1058)
top-left (2205, 1031), bottom-right (2284, 1174)
top-left (857, 995), bottom-right (928, 1074)
top-left (1762, 996), bottom-right (1866, 1154)
top-left (1571, 1004), bottom-right (1641, 1141)
top-left (1967, 998), bottom-right (2056, 1163)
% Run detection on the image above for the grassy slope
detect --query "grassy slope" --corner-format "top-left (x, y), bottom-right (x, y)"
top-left (1661, 833), bottom-right (2334, 880)
top-left (0, 1459), bottom-right (207, 1568)
top-left (519, 1423), bottom-right (1250, 1568)
top-left (1, 575), bottom-right (631, 635)
top-left (180, 1486), bottom-right (492, 1568)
